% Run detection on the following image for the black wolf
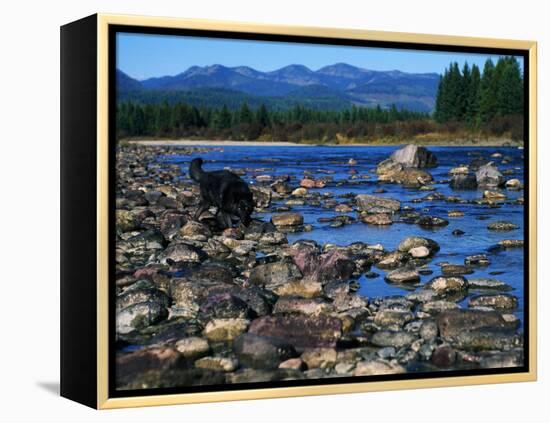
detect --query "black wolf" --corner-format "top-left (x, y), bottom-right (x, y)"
top-left (189, 158), bottom-right (254, 228)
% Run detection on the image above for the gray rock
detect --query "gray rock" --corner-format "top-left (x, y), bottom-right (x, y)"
top-left (356, 194), bottom-right (401, 213)
top-left (437, 309), bottom-right (509, 339)
top-left (419, 319), bottom-right (439, 340)
top-left (353, 359), bottom-right (406, 376)
top-left (454, 330), bottom-right (522, 350)
top-left (469, 294), bottom-right (518, 310)
top-left (370, 330), bottom-right (417, 348)
top-left (385, 267), bottom-right (420, 284)
top-left (390, 144), bottom-right (438, 168)
top-left (273, 297), bottom-right (332, 315)
top-left (116, 301), bottom-right (168, 334)
top-left (233, 333), bottom-right (296, 370)
top-left (450, 174), bottom-right (478, 190)
top-left (487, 221), bottom-right (519, 231)
top-left (159, 242), bottom-right (207, 264)
top-left (175, 337), bottom-right (210, 359)
top-left (203, 318), bottom-right (249, 342)
top-left (195, 356), bottom-right (238, 372)
top-left (468, 278), bottom-right (513, 291)
top-left (476, 162), bottom-right (505, 188)
top-left (424, 276), bottom-right (468, 296)
top-left (397, 236), bottom-right (440, 254)
top-left (249, 261), bottom-right (302, 289)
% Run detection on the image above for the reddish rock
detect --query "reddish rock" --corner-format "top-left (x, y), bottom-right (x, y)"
top-left (249, 314), bottom-right (342, 349)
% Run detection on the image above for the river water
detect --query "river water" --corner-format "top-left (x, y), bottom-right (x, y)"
top-left (163, 145), bottom-right (526, 329)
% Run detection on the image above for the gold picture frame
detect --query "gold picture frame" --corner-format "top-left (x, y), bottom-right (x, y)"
top-left (61, 13), bottom-right (537, 409)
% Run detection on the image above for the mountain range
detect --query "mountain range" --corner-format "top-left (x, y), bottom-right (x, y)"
top-left (117, 63), bottom-right (441, 112)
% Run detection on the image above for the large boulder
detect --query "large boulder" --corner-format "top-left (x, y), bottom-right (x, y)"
top-left (476, 162), bottom-right (505, 188)
top-left (390, 144), bottom-right (438, 168)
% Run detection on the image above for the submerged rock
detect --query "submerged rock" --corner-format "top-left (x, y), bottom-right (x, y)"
top-left (468, 278), bottom-right (513, 291)
top-left (385, 267), bottom-right (420, 284)
top-left (441, 264), bottom-right (474, 276)
top-left (361, 213), bottom-right (393, 225)
top-left (417, 216), bottom-right (449, 227)
top-left (487, 221), bottom-right (519, 231)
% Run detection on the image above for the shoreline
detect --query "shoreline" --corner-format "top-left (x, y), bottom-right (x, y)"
top-left (127, 139), bottom-right (522, 148)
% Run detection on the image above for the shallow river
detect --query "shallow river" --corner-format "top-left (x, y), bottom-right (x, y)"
top-left (162, 145), bottom-right (526, 329)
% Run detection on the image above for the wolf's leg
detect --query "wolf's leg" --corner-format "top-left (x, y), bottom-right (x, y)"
top-left (194, 201), bottom-right (209, 221)
top-left (216, 211), bottom-right (233, 229)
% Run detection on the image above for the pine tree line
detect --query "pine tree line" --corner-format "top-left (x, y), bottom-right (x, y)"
top-left (117, 101), bottom-right (429, 140)
top-left (434, 56), bottom-right (523, 125)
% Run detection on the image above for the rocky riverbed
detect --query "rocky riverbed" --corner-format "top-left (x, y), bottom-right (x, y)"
top-left (115, 143), bottom-right (525, 390)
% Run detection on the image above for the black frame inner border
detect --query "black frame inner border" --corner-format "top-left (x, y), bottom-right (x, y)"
top-left (107, 23), bottom-right (531, 399)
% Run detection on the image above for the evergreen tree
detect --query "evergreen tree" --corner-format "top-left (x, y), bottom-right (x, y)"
top-left (239, 102), bottom-right (253, 124)
top-left (496, 57), bottom-right (523, 115)
top-left (213, 104), bottom-right (232, 130)
top-left (467, 64), bottom-right (481, 125)
top-left (256, 103), bottom-right (270, 127)
top-left (479, 59), bottom-right (496, 123)
top-left (458, 62), bottom-right (471, 120)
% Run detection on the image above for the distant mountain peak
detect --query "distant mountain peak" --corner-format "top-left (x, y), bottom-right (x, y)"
top-left (118, 62), bottom-right (440, 112)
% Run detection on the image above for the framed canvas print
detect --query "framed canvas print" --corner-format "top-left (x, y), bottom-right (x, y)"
top-left (60, 13), bottom-right (537, 409)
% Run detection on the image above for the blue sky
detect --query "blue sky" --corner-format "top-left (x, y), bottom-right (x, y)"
top-left (117, 32), bottom-right (520, 81)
